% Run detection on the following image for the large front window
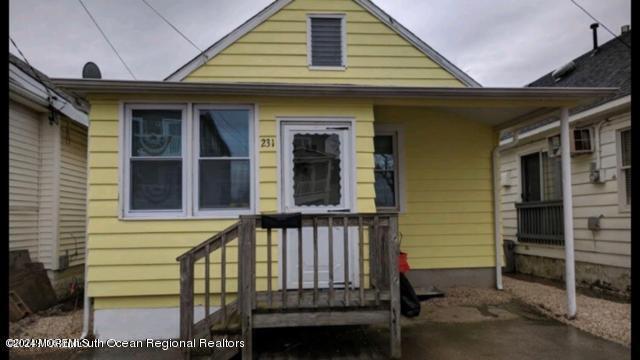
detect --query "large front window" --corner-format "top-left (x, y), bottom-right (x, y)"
top-left (124, 104), bottom-right (254, 218)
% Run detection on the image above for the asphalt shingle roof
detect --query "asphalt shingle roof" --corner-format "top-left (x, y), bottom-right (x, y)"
top-left (504, 30), bottom-right (631, 138)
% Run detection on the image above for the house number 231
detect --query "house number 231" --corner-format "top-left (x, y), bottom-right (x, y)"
top-left (261, 138), bottom-right (276, 148)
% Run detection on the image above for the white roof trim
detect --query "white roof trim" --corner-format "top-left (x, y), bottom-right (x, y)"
top-left (499, 95), bottom-right (631, 146)
top-left (9, 63), bottom-right (89, 127)
top-left (165, 0), bottom-right (481, 87)
top-left (353, 0), bottom-right (480, 87)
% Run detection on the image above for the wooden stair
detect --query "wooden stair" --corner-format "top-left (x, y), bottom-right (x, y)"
top-left (191, 300), bottom-right (242, 359)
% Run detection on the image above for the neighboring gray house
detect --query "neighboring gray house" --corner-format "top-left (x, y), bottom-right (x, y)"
top-left (499, 27), bottom-right (631, 298)
top-left (9, 53), bottom-right (90, 298)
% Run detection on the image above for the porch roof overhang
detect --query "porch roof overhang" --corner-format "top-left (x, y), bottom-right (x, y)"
top-left (51, 78), bottom-right (616, 133)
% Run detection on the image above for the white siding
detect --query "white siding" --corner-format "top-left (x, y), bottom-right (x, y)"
top-left (9, 101), bottom-right (42, 262)
top-left (59, 118), bottom-right (88, 266)
top-left (37, 112), bottom-right (59, 269)
top-left (500, 111), bottom-right (631, 268)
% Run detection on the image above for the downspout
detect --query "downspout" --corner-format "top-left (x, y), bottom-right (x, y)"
top-left (80, 125), bottom-right (92, 339)
top-left (560, 107), bottom-right (577, 319)
top-left (492, 131), bottom-right (520, 291)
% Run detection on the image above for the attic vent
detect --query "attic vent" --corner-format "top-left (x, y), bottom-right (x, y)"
top-left (309, 16), bottom-right (345, 67)
top-left (551, 61), bottom-right (576, 82)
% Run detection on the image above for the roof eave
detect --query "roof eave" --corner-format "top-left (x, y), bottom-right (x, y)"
top-left (52, 78), bottom-right (615, 102)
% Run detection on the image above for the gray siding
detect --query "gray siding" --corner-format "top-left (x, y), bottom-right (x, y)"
top-left (500, 111), bottom-right (631, 269)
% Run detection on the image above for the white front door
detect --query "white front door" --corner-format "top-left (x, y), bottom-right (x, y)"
top-left (280, 121), bottom-right (358, 289)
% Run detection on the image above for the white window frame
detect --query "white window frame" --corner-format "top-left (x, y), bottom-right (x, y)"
top-left (121, 103), bottom-right (257, 219)
top-left (373, 126), bottom-right (403, 212)
top-left (123, 103), bottom-right (188, 218)
top-left (193, 104), bottom-right (256, 217)
top-left (307, 13), bottom-right (347, 70)
top-left (616, 127), bottom-right (631, 212)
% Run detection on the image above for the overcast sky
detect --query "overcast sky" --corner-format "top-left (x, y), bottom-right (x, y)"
top-left (9, 0), bottom-right (630, 86)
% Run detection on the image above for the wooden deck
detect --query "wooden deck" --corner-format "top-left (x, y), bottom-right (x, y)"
top-left (177, 213), bottom-right (400, 359)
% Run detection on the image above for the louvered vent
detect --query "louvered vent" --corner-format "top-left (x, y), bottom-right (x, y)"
top-left (310, 17), bottom-right (343, 67)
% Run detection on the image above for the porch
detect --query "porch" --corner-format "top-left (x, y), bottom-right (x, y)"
top-left (177, 213), bottom-right (401, 359)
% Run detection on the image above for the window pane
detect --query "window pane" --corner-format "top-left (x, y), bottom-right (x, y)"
top-left (131, 109), bottom-right (182, 157)
top-left (200, 110), bottom-right (249, 157)
top-left (199, 160), bottom-right (250, 209)
top-left (311, 18), bottom-right (343, 66)
top-left (521, 153), bottom-right (541, 202)
top-left (625, 168), bottom-right (631, 205)
top-left (374, 136), bottom-right (394, 170)
top-left (130, 160), bottom-right (182, 210)
top-left (293, 133), bottom-right (341, 206)
top-left (574, 129), bottom-right (591, 151)
top-left (621, 130), bottom-right (631, 166)
top-left (375, 171), bottom-right (396, 207)
top-left (542, 152), bottom-right (563, 200)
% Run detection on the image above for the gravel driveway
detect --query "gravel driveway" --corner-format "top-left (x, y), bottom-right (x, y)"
top-left (502, 276), bottom-right (630, 347)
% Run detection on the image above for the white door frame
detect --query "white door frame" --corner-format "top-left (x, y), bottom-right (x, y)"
top-left (276, 117), bottom-right (358, 289)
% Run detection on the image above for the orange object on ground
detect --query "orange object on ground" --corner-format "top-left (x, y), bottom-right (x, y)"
top-left (398, 252), bottom-right (410, 273)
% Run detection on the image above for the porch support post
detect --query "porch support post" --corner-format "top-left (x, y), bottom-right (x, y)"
top-left (560, 106), bottom-right (577, 319)
top-left (387, 216), bottom-right (401, 359)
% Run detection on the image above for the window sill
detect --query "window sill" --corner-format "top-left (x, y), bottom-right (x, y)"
top-left (309, 65), bottom-right (347, 71)
top-left (120, 210), bottom-right (254, 221)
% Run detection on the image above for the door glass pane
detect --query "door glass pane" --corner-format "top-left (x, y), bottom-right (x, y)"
top-left (374, 135), bottom-right (394, 170)
top-left (131, 110), bottom-right (182, 157)
top-left (130, 160), bottom-right (182, 210)
top-left (521, 153), bottom-right (541, 202)
top-left (200, 110), bottom-right (249, 157)
top-left (199, 160), bottom-right (251, 209)
top-left (292, 133), bottom-right (342, 206)
top-left (375, 171), bottom-right (395, 207)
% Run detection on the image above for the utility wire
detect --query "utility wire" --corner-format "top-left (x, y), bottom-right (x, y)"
top-left (77, 0), bottom-right (137, 79)
top-left (141, 0), bottom-right (204, 54)
top-left (569, 0), bottom-right (631, 49)
top-left (9, 37), bottom-right (55, 101)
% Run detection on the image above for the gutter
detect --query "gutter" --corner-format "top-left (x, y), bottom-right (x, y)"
top-left (51, 78), bottom-right (616, 101)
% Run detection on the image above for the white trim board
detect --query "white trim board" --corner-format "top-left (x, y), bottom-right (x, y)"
top-left (9, 63), bottom-right (88, 126)
top-left (164, 0), bottom-right (480, 87)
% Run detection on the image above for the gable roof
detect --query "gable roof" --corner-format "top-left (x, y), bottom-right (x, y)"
top-left (502, 29), bottom-right (631, 139)
top-left (165, 0), bottom-right (480, 87)
top-left (9, 52), bottom-right (90, 126)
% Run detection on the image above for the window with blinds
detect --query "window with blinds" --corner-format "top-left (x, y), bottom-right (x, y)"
top-left (619, 128), bottom-right (631, 207)
top-left (309, 16), bottom-right (345, 67)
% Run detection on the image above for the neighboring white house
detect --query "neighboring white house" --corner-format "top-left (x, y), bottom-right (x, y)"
top-left (9, 53), bottom-right (90, 298)
top-left (500, 28), bottom-right (631, 298)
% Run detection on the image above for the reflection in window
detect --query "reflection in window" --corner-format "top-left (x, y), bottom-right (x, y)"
top-left (293, 133), bottom-right (342, 206)
top-left (129, 109), bottom-right (183, 211)
top-left (374, 134), bottom-right (398, 209)
top-left (198, 109), bottom-right (251, 210)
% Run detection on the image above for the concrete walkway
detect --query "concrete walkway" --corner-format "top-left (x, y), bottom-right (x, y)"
top-left (11, 301), bottom-right (630, 359)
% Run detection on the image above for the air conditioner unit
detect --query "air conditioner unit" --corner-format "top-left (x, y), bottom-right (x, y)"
top-left (547, 135), bottom-right (561, 158)
top-left (571, 127), bottom-right (594, 155)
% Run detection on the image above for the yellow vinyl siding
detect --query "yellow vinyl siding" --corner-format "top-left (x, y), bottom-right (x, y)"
top-left (374, 106), bottom-right (496, 270)
top-left (86, 95), bottom-right (376, 309)
top-left (184, 0), bottom-right (464, 87)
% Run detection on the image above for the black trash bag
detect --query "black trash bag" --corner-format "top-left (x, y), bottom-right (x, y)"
top-left (400, 273), bottom-right (420, 317)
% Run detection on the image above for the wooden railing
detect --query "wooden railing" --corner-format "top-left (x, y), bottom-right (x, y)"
top-left (176, 222), bottom-right (240, 343)
top-left (177, 213), bottom-right (400, 359)
top-left (516, 200), bottom-right (564, 246)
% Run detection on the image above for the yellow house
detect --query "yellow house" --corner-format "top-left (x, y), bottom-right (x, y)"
top-left (53, 0), bottom-right (613, 357)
